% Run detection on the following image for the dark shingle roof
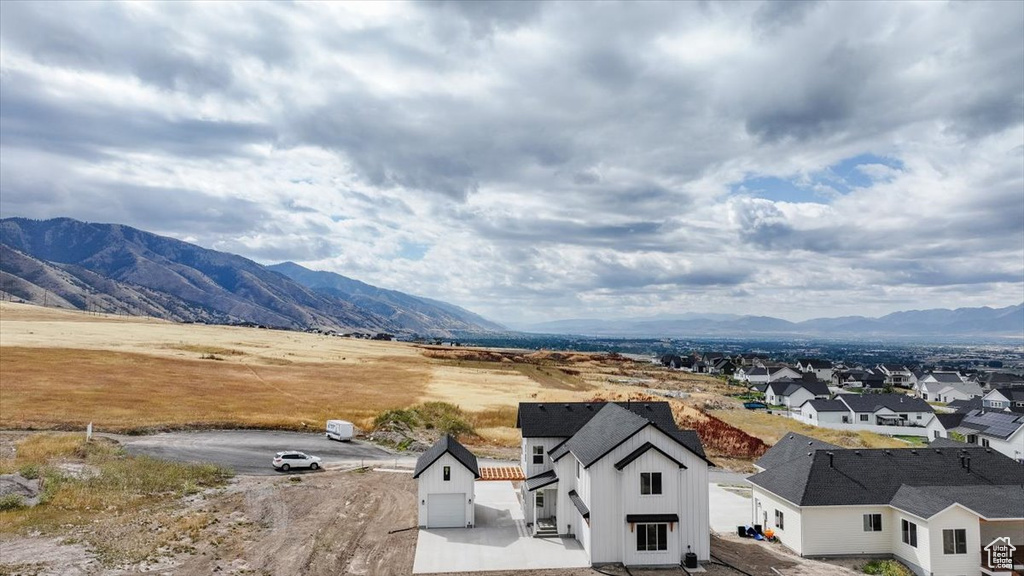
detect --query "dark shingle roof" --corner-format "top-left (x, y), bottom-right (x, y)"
top-left (804, 398), bottom-right (848, 412)
top-left (928, 436), bottom-right (967, 448)
top-left (949, 397), bottom-right (983, 413)
top-left (755, 432), bottom-right (840, 471)
top-left (517, 401), bottom-right (706, 460)
top-left (890, 484), bottom-right (1024, 520)
top-left (547, 403), bottom-right (709, 467)
top-left (799, 359), bottom-right (833, 369)
top-left (568, 490), bottom-right (590, 519)
top-left (524, 469), bottom-right (558, 491)
top-left (749, 446), bottom-right (1023, 507)
top-left (839, 394), bottom-right (933, 414)
top-left (413, 434), bottom-right (480, 479)
top-left (992, 386), bottom-right (1024, 402)
top-left (936, 413), bottom-right (965, 430)
top-left (614, 442), bottom-right (687, 471)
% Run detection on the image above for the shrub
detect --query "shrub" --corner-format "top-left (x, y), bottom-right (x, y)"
top-left (373, 402), bottom-right (474, 436)
top-left (0, 494), bottom-right (26, 511)
top-left (18, 464), bottom-right (40, 480)
top-left (374, 408), bottom-right (419, 429)
top-left (862, 559), bottom-right (913, 576)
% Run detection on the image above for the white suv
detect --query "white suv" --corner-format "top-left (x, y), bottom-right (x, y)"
top-left (272, 451), bottom-right (322, 471)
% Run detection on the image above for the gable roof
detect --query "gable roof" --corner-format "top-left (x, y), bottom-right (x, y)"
top-left (755, 432), bottom-right (840, 471)
top-left (923, 372), bottom-right (964, 383)
top-left (547, 403), bottom-right (710, 467)
top-left (766, 380), bottom-right (829, 398)
top-left (839, 394), bottom-right (933, 414)
top-left (890, 484), bottom-right (1024, 520)
top-left (949, 397), bottom-right (984, 413)
top-left (614, 442), bottom-right (688, 470)
top-left (517, 401), bottom-right (706, 460)
top-left (990, 386), bottom-right (1024, 402)
top-left (749, 446), bottom-right (1024, 508)
top-left (413, 434), bottom-right (480, 479)
top-left (958, 409), bottom-right (1024, 440)
top-left (804, 398), bottom-right (848, 412)
top-left (928, 436), bottom-right (967, 449)
top-left (936, 413), bottom-right (965, 431)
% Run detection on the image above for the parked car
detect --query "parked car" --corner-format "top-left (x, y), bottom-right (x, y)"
top-left (272, 451), bottom-right (322, 471)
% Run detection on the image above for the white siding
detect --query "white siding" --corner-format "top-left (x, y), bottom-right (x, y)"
top-left (801, 506), bottom-right (893, 556)
top-left (751, 487), bottom-right (803, 555)
top-left (982, 426), bottom-right (1024, 461)
top-left (924, 506), bottom-right (982, 576)
top-left (891, 511), bottom-right (931, 574)
top-left (417, 453), bottom-right (475, 528)
top-left (620, 450), bottom-right (683, 566)
top-left (521, 437), bottom-right (564, 478)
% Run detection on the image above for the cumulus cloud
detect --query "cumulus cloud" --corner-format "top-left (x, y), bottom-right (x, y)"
top-left (0, 1), bottom-right (1021, 323)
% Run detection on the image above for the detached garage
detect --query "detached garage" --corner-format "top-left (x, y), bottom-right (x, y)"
top-left (414, 434), bottom-right (480, 529)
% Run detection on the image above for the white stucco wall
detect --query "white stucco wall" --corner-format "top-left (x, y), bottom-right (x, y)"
top-left (800, 506), bottom-right (894, 556)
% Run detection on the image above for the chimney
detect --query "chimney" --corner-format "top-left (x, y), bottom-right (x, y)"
top-left (827, 452), bottom-right (834, 468)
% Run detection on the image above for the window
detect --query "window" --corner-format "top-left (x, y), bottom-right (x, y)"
top-left (899, 413), bottom-right (908, 420)
top-left (859, 414), bottom-right (869, 422)
top-left (916, 413), bottom-right (922, 419)
top-left (942, 529), bottom-right (966, 554)
top-left (982, 438), bottom-right (991, 448)
top-left (967, 434), bottom-right (978, 444)
top-left (863, 514), bottom-right (882, 532)
top-left (636, 523), bottom-right (668, 551)
top-left (443, 466), bottom-right (451, 481)
top-left (535, 492), bottom-right (544, 508)
top-left (576, 459), bottom-right (581, 478)
top-left (640, 472), bottom-right (663, 495)
top-left (901, 519), bottom-right (917, 547)
top-left (775, 509), bottom-right (784, 530)
top-left (934, 430), bottom-right (940, 439)
top-left (532, 445), bottom-right (544, 465)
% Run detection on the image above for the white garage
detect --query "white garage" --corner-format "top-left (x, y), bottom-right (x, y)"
top-left (414, 435), bottom-right (480, 529)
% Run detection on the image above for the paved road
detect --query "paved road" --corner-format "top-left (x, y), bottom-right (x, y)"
top-left (109, 430), bottom-right (400, 475)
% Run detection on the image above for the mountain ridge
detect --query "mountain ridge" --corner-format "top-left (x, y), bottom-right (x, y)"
top-left (0, 217), bottom-right (502, 336)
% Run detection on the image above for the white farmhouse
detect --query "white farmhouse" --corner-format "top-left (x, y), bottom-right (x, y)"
top-left (796, 359), bottom-right (834, 382)
top-left (517, 401), bottom-right (711, 567)
top-left (877, 364), bottom-right (914, 388)
top-left (749, 437), bottom-right (1024, 576)
top-left (915, 372), bottom-right (982, 403)
top-left (764, 380), bottom-right (830, 409)
top-left (739, 365), bottom-right (802, 385)
top-left (414, 434), bottom-right (480, 529)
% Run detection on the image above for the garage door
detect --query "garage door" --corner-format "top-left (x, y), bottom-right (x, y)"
top-left (427, 493), bottom-right (465, 528)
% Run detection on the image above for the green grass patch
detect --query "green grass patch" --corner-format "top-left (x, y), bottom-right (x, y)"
top-left (373, 402), bottom-right (474, 436)
top-left (893, 435), bottom-right (928, 446)
top-left (862, 559), bottom-right (913, 576)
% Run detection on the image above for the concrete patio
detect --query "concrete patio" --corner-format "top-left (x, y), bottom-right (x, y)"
top-left (412, 481), bottom-right (590, 574)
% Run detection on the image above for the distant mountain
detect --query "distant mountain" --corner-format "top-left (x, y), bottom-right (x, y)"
top-left (0, 217), bottom-right (502, 336)
top-left (520, 304), bottom-right (1024, 339)
top-left (267, 262), bottom-right (505, 333)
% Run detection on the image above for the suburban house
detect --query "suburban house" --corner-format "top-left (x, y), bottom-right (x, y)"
top-left (914, 372), bottom-right (982, 403)
top-left (796, 394), bottom-right (941, 438)
top-left (796, 359), bottom-right (834, 382)
top-left (951, 409), bottom-right (1024, 462)
top-left (764, 380), bottom-right (830, 409)
top-left (950, 397), bottom-right (985, 413)
top-left (983, 387), bottom-right (1024, 413)
top-left (517, 401), bottom-right (712, 567)
top-left (749, 436), bottom-right (1024, 576)
top-left (414, 434), bottom-right (480, 529)
top-left (978, 372), bottom-right (1024, 390)
top-left (877, 364), bottom-right (914, 388)
top-left (737, 365), bottom-right (802, 385)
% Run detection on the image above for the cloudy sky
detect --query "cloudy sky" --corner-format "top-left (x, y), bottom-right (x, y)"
top-left (1, 1), bottom-right (1022, 325)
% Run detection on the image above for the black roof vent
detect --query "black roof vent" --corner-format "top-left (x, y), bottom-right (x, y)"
top-left (911, 449), bottom-right (917, 455)
top-left (586, 404), bottom-right (593, 410)
top-left (564, 404), bottom-right (571, 410)
top-left (538, 404), bottom-right (544, 410)
top-left (827, 452), bottom-right (834, 468)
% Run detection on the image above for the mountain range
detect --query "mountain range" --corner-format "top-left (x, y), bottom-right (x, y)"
top-left (0, 217), bottom-right (504, 336)
top-left (517, 305), bottom-right (1024, 339)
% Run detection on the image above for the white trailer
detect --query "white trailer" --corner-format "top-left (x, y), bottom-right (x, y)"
top-left (326, 420), bottom-right (354, 441)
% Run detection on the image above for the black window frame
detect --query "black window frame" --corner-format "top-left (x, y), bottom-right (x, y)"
top-left (535, 491), bottom-right (544, 508)
top-left (532, 445), bottom-right (544, 465)
top-left (859, 414), bottom-right (869, 422)
top-left (863, 513), bottom-right (882, 532)
top-left (775, 509), bottom-right (784, 530)
top-left (443, 465), bottom-right (451, 481)
top-left (942, 528), bottom-right (966, 554)
top-left (640, 472), bottom-right (663, 496)
top-left (635, 523), bottom-right (668, 551)
top-left (901, 519), bottom-right (917, 547)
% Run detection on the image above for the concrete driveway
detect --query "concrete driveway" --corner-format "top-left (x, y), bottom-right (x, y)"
top-left (413, 481), bottom-right (590, 574)
top-left (709, 481), bottom-right (752, 535)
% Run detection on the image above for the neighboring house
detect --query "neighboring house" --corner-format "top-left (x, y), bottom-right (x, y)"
top-left (753, 432), bottom-right (839, 473)
top-left (948, 397), bottom-right (984, 414)
top-left (764, 380), bottom-right (830, 409)
top-left (660, 354), bottom-right (694, 371)
top-left (516, 401), bottom-right (712, 566)
top-left (983, 387), bottom-right (1024, 413)
top-left (862, 370), bottom-right (888, 392)
top-left (877, 364), bottom-right (914, 388)
top-left (749, 441), bottom-right (1024, 576)
top-left (832, 369), bottom-right (868, 388)
top-left (414, 434), bottom-right (480, 529)
top-left (914, 372), bottom-right (970, 401)
top-left (978, 372), bottom-right (1024, 390)
top-left (796, 394), bottom-right (940, 438)
top-left (953, 409), bottom-right (1024, 462)
top-left (711, 358), bottom-right (737, 376)
top-left (796, 359), bottom-right (834, 382)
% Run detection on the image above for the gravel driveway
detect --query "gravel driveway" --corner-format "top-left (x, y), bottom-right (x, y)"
top-left (109, 430), bottom-right (398, 475)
